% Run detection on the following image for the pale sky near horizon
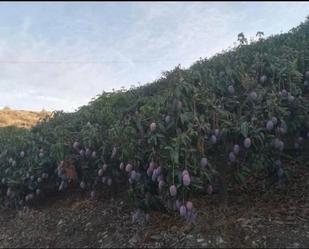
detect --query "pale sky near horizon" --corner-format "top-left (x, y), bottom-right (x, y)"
top-left (0, 2), bottom-right (309, 112)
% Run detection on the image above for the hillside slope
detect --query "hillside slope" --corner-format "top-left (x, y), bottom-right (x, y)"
top-left (0, 108), bottom-right (50, 128)
top-left (0, 18), bottom-right (308, 218)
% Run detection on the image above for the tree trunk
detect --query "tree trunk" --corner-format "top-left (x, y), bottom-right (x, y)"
top-left (217, 161), bottom-right (228, 208)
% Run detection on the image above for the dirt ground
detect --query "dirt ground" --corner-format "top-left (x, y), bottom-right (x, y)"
top-left (0, 161), bottom-right (308, 248)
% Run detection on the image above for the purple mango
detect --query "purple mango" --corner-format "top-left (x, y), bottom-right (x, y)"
top-left (228, 85), bottom-right (235, 95)
top-left (244, 137), bottom-right (251, 149)
top-left (169, 185), bottom-right (177, 196)
top-left (229, 151), bottom-right (236, 162)
top-left (119, 162), bottom-right (124, 170)
top-left (266, 120), bottom-right (274, 131)
top-left (179, 205), bottom-right (187, 216)
top-left (200, 157), bottom-right (208, 167)
top-left (182, 174), bottom-right (191, 186)
top-left (150, 122), bottom-right (156, 132)
top-left (125, 163), bottom-right (133, 172)
top-left (233, 144), bottom-right (240, 155)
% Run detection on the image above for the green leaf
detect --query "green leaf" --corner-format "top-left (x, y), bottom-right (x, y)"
top-left (240, 121), bottom-right (249, 137)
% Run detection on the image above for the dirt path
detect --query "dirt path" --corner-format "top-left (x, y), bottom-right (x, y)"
top-left (0, 163), bottom-right (308, 248)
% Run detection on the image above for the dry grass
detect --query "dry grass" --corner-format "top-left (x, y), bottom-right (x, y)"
top-left (0, 108), bottom-right (51, 128)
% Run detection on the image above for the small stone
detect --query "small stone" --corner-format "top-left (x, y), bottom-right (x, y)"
top-left (170, 225), bottom-right (178, 233)
top-left (217, 236), bottom-right (224, 244)
top-left (186, 234), bottom-right (194, 239)
top-left (293, 242), bottom-right (300, 248)
top-left (129, 236), bottom-right (138, 245)
top-left (201, 242), bottom-right (208, 247)
top-left (150, 235), bottom-right (161, 241)
top-left (183, 223), bottom-right (194, 233)
top-left (155, 242), bottom-right (161, 247)
top-left (197, 238), bottom-right (205, 243)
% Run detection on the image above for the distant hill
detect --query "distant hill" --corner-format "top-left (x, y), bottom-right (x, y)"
top-left (0, 108), bottom-right (51, 128)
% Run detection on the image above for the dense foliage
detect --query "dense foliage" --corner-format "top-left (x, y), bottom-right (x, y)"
top-left (1, 18), bottom-right (309, 222)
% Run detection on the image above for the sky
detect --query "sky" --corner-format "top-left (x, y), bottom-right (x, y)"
top-left (0, 2), bottom-right (309, 112)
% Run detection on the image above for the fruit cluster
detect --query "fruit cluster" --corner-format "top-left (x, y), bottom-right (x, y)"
top-left (0, 21), bottom-right (309, 223)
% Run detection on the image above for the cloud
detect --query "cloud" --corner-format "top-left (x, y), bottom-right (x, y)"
top-left (0, 2), bottom-right (308, 112)
top-left (0, 21), bottom-right (124, 111)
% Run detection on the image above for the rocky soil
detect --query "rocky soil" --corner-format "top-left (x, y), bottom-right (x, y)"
top-left (0, 161), bottom-right (308, 248)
